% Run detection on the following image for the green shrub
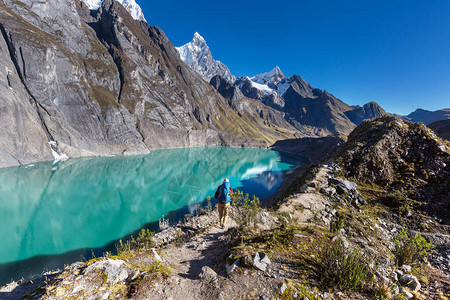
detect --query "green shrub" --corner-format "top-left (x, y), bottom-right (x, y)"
top-left (314, 240), bottom-right (373, 291)
top-left (329, 212), bottom-right (345, 234)
top-left (393, 228), bottom-right (434, 266)
top-left (231, 190), bottom-right (261, 228)
top-left (116, 229), bottom-right (155, 253)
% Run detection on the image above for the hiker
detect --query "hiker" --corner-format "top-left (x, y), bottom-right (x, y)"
top-left (215, 178), bottom-right (233, 229)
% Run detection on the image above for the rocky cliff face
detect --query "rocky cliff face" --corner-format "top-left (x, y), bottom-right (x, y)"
top-left (0, 0), bottom-right (298, 167)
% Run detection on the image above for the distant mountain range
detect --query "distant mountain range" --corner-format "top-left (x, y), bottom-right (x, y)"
top-left (404, 108), bottom-right (450, 125)
top-left (176, 33), bottom-right (387, 137)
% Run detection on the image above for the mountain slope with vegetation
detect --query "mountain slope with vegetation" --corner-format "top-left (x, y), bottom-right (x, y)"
top-left (428, 119), bottom-right (450, 141)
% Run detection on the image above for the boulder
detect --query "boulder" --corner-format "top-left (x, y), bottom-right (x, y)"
top-left (399, 274), bottom-right (421, 292)
top-left (329, 178), bottom-right (357, 195)
top-left (253, 253), bottom-right (267, 272)
top-left (241, 254), bottom-right (254, 268)
top-left (84, 259), bottom-right (129, 284)
top-left (199, 266), bottom-right (219, 287)
top-left (259, 252), bottom-right (271, 265)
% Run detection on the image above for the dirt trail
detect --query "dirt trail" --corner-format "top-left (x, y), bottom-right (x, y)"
top-left (139, 220), bottom-right (237, 300)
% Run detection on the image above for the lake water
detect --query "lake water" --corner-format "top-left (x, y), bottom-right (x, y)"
top-left (0, 147), bottom-right (305, 285)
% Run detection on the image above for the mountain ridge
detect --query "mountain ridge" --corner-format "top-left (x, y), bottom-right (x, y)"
top-left (176, 32), bottom-right (388, 137)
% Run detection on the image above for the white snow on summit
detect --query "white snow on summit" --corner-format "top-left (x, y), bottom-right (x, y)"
top-left (83, 0), bottom-right (146, 22)
top-left (251, 66), bottom-right (285, 86)
top-left (176, 32), bottom-right (235, 83)
top-left (245, 67), bottom-right (292, 96)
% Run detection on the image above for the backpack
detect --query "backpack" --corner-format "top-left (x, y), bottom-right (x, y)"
top-left (214, 186), bottom-right (221, 199)
top-left (218, 182), bottom-right (230, 203)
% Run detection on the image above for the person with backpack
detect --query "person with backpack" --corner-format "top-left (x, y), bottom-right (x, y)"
top-left (215, 178), bottom-right (233, 229)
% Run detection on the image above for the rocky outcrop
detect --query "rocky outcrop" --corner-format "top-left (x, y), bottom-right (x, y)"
top-left (335, 115), bottom-right (450, 222)
top-left (345, 101), bottom-right (387, 125)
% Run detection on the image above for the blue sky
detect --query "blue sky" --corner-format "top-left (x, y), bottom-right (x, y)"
top-left (139, 0), bottom-right (449, 115)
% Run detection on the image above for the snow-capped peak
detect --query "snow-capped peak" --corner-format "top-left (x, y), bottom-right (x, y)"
top-left (251, 66), bottom-right (285, 86)
top-left (83, 0), bottom-right (146, 22)
top-left (176, 32), bottom-right (235, 83)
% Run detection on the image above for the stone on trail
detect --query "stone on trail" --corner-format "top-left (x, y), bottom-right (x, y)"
top-left (199, 266), bottom-right (219, 286)
top-left (226, 258), bottom-right (240, 275)
top-left (253, 252), bottom-right (268, 272)
top-left (399, 274), bottom-right (421, 292)
top-left (259, 252), bottom-right (271, 265)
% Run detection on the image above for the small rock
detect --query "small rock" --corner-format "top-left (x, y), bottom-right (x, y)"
top-left (127, 269), bottom-right (141, 282)
top-left (294, 234), bottom-right (307, 238)
top-left (401, 265), bottom-right (412, 273)
top-left (301, 297), bottom-right (310, 300)
top-left (323, 292), bottom-right (329, 299)
top-left (218, 293), bottom-right (225, 300)
top-left (280, 283), bottom-right (288, 294)
top-left (226, 259), bottom-right (240, 275)
top-left (391, 272), bottom-right (398, 282)
top-left (399, 274), bottom-right (421, 292)
top-left (299, 184), bottom-right (308, 193)
top-left (260, 296), bottom-right (269, 300)
top-left (323, 186), bottom-right (336, 197)
top-left (152, 248), bottom-right (163, 262)
top-left (72, 286), bottom-right (83, 294)
top-left (403, 290), bottom-right (414, 299)
top-left (308, 182), bottom-right (318, 189)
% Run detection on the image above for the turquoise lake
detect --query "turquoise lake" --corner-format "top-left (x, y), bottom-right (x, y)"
top-left (0, 147), bottom-right (305, 284)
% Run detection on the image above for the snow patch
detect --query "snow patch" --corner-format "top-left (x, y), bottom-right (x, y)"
top-left (83, 0), bottom-right (146, 22)
top-left (49, 141), bottom-right (69, 164)
top-left (250, 81), bottom-right (274, 96)
top-left (275, 80), bottom-right (291, 95)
